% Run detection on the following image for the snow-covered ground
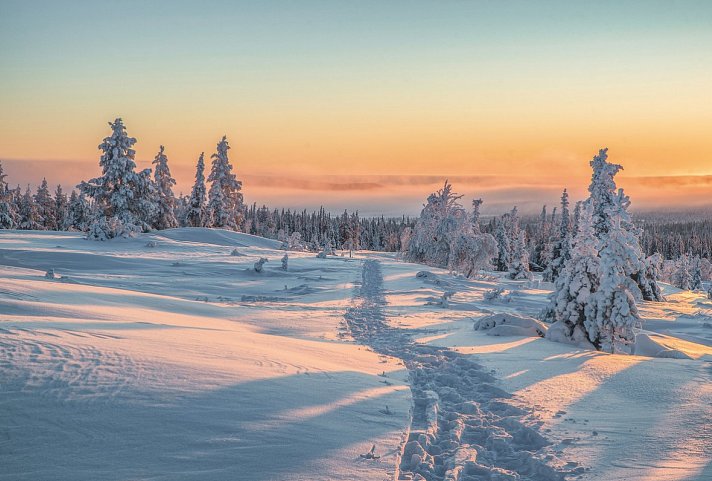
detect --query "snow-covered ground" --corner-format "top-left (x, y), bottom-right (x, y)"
top-left (1, 229), bottom-right (710, 480)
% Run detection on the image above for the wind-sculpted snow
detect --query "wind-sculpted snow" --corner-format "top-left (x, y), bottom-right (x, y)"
top-left (345, 260), bottom-right (568, 481)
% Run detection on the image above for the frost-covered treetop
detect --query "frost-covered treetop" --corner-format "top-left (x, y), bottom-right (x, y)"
top-left (153, 145), bottom-right (176, 191)
top-left (588, 147), bottom-right (624, 236)
top-left (99, 118), bottom-right (137, 175)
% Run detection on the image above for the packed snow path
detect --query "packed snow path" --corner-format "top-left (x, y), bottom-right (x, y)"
top-left (345, 260), bottom-right (569, 481)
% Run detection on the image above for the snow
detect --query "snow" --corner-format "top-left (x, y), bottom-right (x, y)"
top-left (0, 229), bottom-right (410, 481)
top-left (1, 229), bottom-right (710, 480)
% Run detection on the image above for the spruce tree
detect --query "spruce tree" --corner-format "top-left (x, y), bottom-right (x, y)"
top-left (35, 178), bottom-right (55, 230)
top-left (151, 145), bottom-right (178, 230)
top-left (185, 152), bottom-right (208, 227)
top-left (0, 162), bottom-right (15, 229)
top-left (543, 189), bottom-right (572, 282)
top-left (78, 118), bottom-right (156, 239)
top-left (207, 136), bottom-right (244, 230)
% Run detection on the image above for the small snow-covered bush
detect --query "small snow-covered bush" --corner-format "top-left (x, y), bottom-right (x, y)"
top-left (281, 253), bottom-right (288, 271)
top-left (44, 269), bottom-right (56, 279)
top-left (230, 248), bottom-right (241, 256)
top-left (254, 257), bottom-right (268, 273)
top-left (145, 240), bottom-right (157, 248)
top-left (474, 313), bottom-right (547, 337)
top-left (483, 288), bottom-right (505, 302)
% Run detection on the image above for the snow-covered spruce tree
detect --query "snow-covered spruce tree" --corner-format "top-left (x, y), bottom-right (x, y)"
top-left (34, 178), bottom-right (55, 230)
top-left (587, 191), bottom-right (642, 353)
top-left (406, 181), bottom-right (462, 268)
top-left (18, 186), bottom-right (41, 230)
top-left (543, 189), bottom-right (572, 282)
top-left (0, 162), bottom-right (16, 229)
top-left (506, 207), bottom-right (531, 280)
top-left (207, 136), bottom-right (244, 230)
top-left (544, 201), bottom-right (599, 344)
top-left (66, 190), bottom-right (92, 231)
top-left (588, 148), bottom-right (660, 300)
top-left (494, 213), bottom-right (511, 272)
top-left (639, 253), bottom-right (664, 301)
top-left (78, 118), bottom-right (156, 239)
top-left (151, 145), bottom-right (178, 230)
top-left (185, 153), bottom-right (209, 227)
top-left (54, 184), bottom-right (68, 230)
top-left (674, 254), bottom-right (692, 290)
top-left (691, 255), bottom-right (703, 290)
top-left (406, 181), bottom-right (496, 276)
top-left (508, 229), bottom-right (532, 280)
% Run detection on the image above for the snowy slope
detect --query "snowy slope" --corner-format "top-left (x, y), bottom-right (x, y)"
top-left (1, 230), bottom-right (710, 481)
top-left (376, 256), bottom-right (712, 481)
top-left (0, 229), bottom-right (410, 481)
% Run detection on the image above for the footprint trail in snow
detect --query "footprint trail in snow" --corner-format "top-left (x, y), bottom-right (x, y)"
top-left (345, 259), bottom-right (571, 481)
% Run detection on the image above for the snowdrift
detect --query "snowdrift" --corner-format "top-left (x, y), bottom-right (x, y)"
top-left (473, 312), bottom-right (548, 337)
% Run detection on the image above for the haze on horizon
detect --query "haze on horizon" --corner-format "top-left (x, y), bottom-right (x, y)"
top-left (1, 0), bottom-right (711, 215)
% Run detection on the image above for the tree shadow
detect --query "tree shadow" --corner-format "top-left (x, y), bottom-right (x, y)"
top-left (0, 370), bottom-right (410, 481)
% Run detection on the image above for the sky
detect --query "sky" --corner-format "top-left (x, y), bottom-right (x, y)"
top-left (1, 0), bottom-right (711, 216)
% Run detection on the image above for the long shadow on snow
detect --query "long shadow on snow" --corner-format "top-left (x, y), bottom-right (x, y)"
top-left (0, 370), bottom-right (408, 481)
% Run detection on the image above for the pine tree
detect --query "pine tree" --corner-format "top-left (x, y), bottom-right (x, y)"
top-left (151, 145), bottom-right (178, 230)
top-left (207, 136), bottom-right (244, 230)
top-left (78, 118), bottom-right (156, 239)
top-left (185, 153), bottom-right (208, 227)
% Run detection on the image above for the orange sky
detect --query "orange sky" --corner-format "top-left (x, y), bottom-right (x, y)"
top-left (1, 1), bottom-right (711, 215)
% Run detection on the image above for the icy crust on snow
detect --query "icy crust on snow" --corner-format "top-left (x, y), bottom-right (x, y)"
top-left (474, 313), bottom-right (548, 338)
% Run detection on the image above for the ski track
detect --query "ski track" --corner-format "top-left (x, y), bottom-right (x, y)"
top-left (345, 259), bottom-right (571, 481)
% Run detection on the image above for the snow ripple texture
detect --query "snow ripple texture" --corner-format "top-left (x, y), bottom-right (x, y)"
top-left (345, 260), bottom-right (567, 481)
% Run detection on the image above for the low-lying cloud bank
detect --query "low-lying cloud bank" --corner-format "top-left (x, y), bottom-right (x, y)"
top-left (3, 159), bottom-right (711, 217)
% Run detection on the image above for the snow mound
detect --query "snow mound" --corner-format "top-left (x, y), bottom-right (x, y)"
top-left (634, 332), bottom-right (694, 360)
top-left (473, 313), bottom-right (547, 337)
top-left (155, 227), bottom-right (282, 249)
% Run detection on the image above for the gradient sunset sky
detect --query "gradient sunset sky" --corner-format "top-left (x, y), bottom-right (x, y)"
top-left (1, 1), bottom-right (711, 215)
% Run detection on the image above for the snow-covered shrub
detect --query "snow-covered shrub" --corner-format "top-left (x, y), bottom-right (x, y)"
top-left (254, 257), bottom-right (268, 273)
top-left (86, 215), bottom-right (138, 241)
top-left (483, 288), bottom-right (505, 302)
top-left (230, 248), bottom-right (241, 256)
top-left (44, 269), bottom-right (56, 279)
top-left (281, 253), bottom-right (288, 271)
top-left (474, 313), bottom-right (547, 337)
top-left (316, 251), bottom-right (327, 259)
